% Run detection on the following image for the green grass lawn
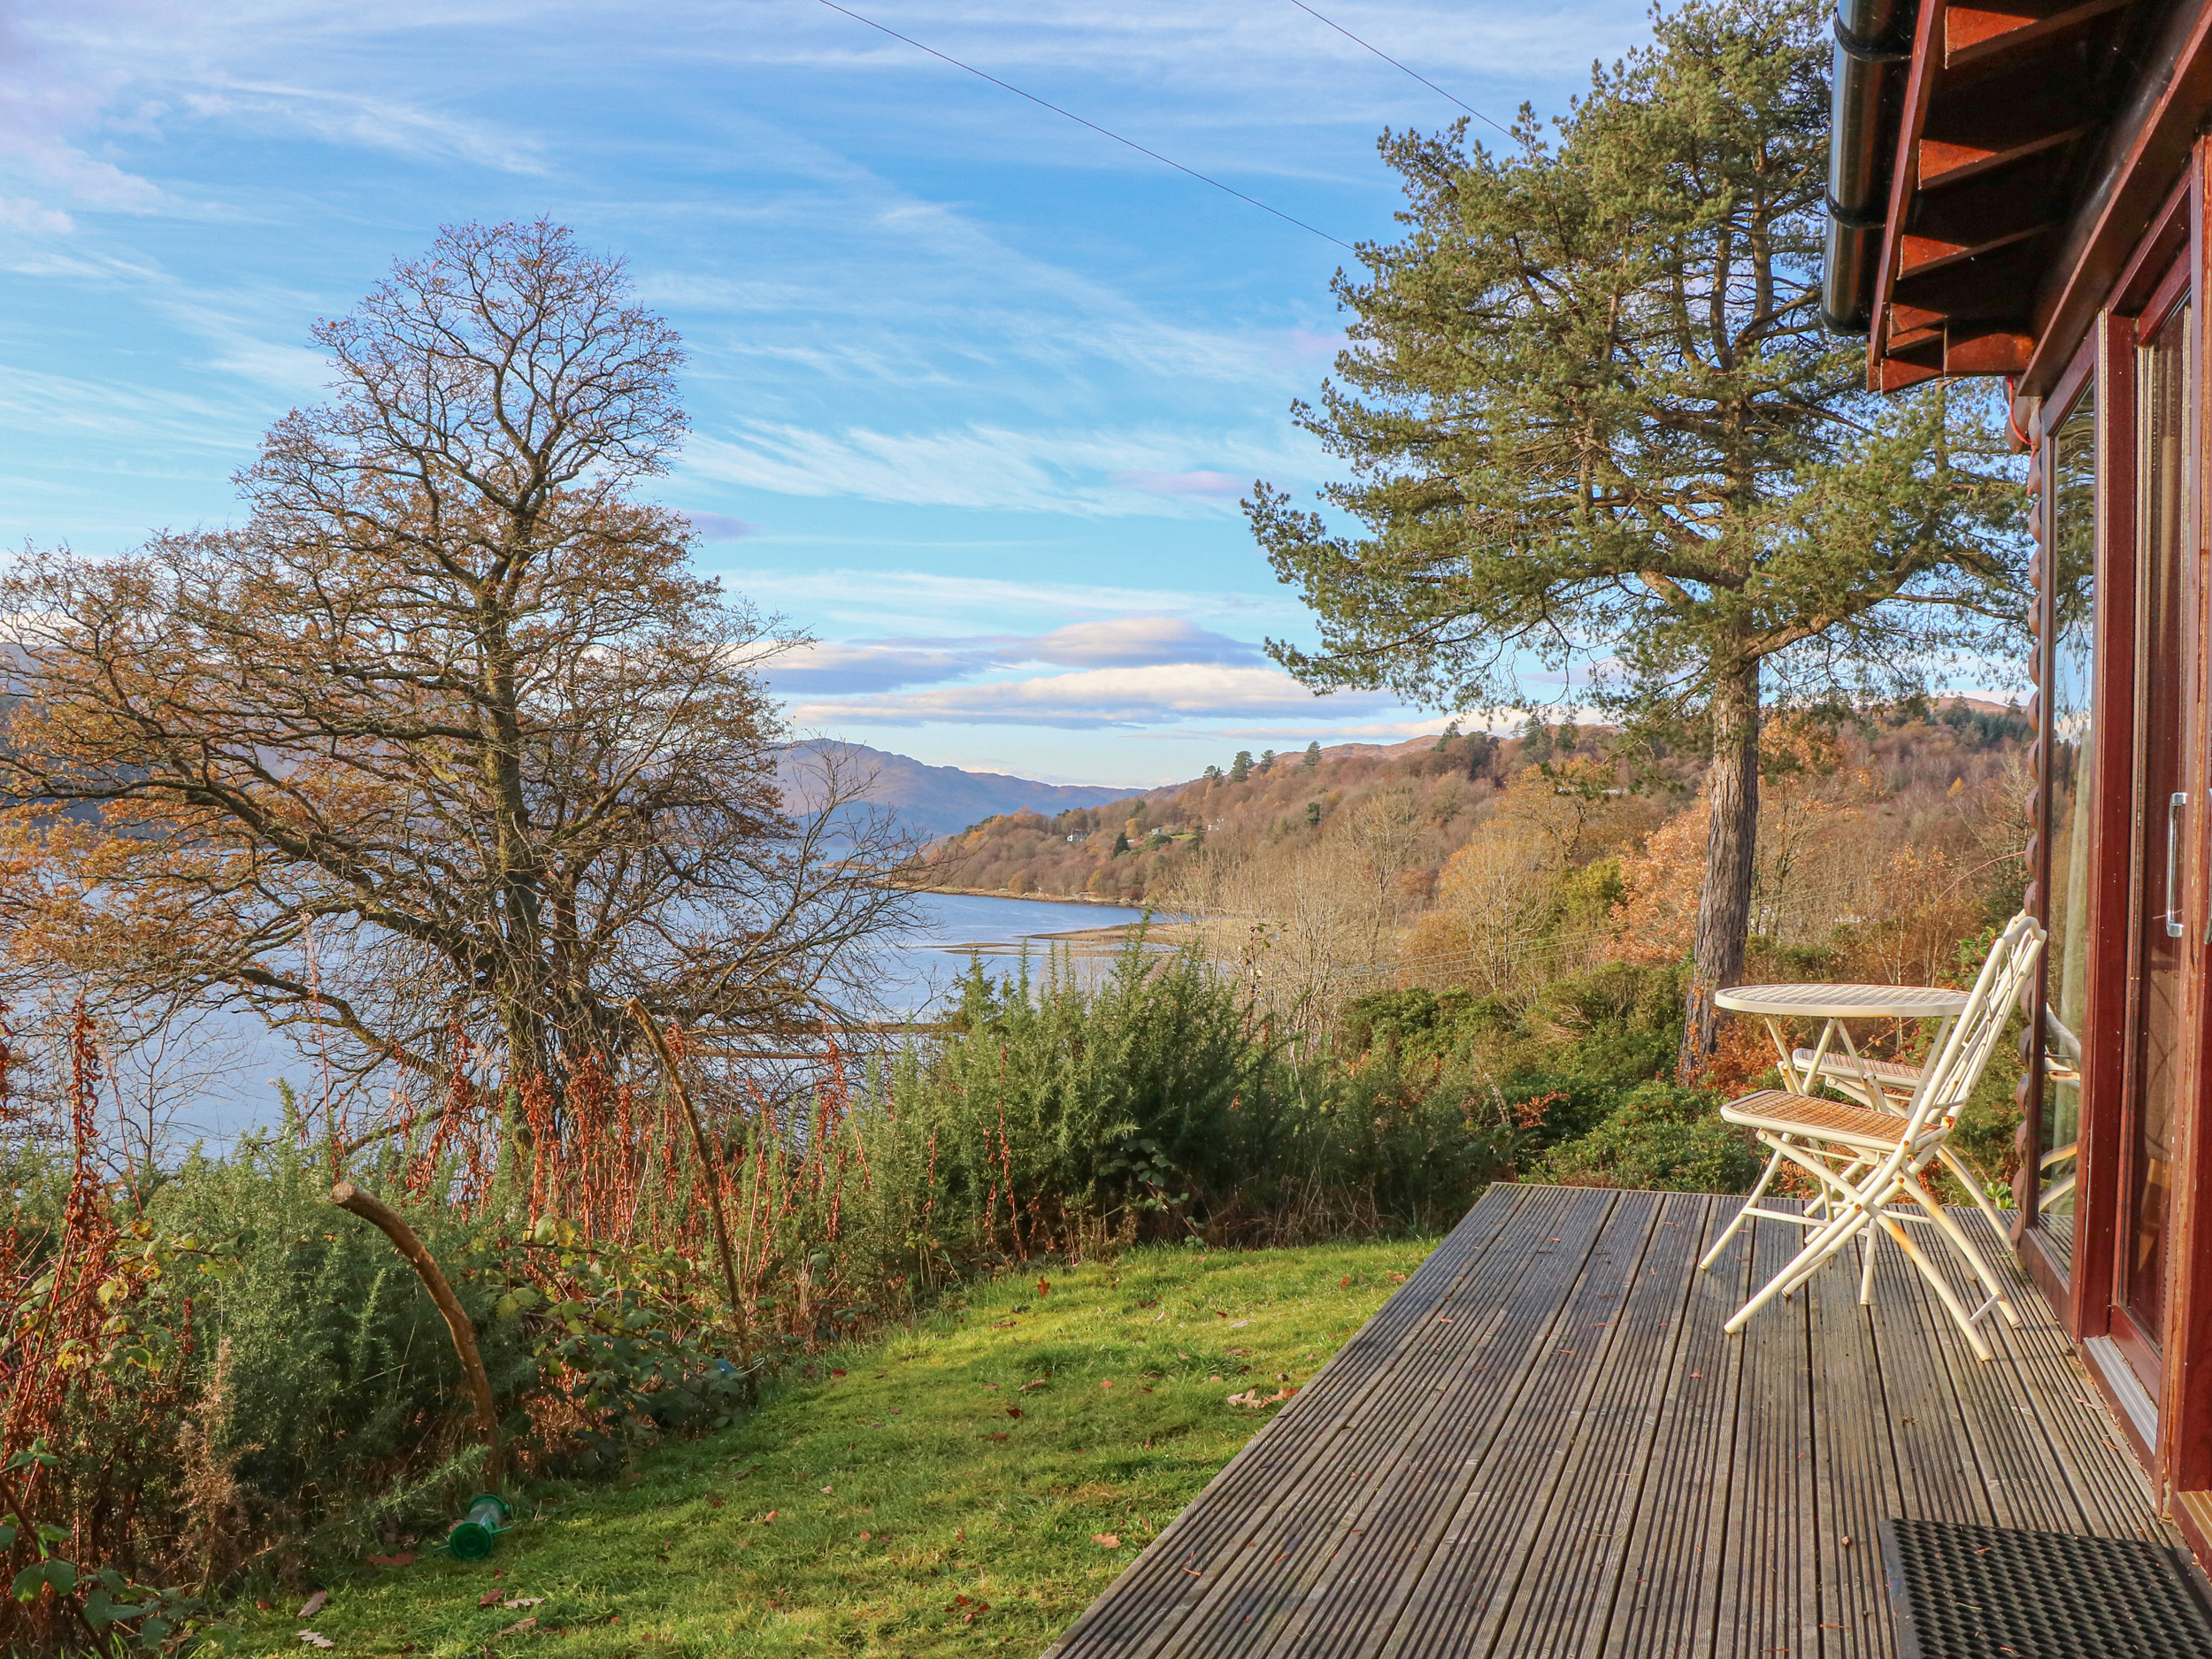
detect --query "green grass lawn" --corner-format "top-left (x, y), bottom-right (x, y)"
top-left (232, 1236), bottom-right (1432, 1658)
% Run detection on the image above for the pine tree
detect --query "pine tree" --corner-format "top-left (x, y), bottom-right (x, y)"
top-left (1303, 741), bottom-right (1322, 768)
top-left (1248, 0), bottom-right (2024, 1069)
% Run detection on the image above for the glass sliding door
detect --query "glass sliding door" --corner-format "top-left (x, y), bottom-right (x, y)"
top-left (2117, 299), bottom-right (2193, 1375)
top-left (2041, 388), bottom-right (2096, 1274)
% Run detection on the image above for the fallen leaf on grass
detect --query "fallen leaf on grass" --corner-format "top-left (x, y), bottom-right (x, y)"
top-left (1006, 1407), bottom-right (1022, 1417)
top-left (761, 1510), bottom-right (778, 1524)
top-left (1225, 1386), bottom-right (1298, 1409)
top-left (297, 1632), bottom-right (334, 1649)
top-left (1019, 1378), bottom-right (1050, 1392)
top-left (365, 1552), bottom-right (416, 1568)
top-left (993, 1318), bottom-right (1018, 1328)
top-left (299, 1590), bottom-right (329, 1618)
top-left (831, 1367), bottom-right (847, 1377)
top-left (1037, 1279), bottom-right (1050, 1296)
top-left (821, 1485), bottom-right (834, 1494)
top-left (496, 1617), bottom-right (537, 1636)
top-left (1229, 1319), bottom-right (1250, 1329)
top-left (481, 1590), bottom-right (504, 1607)
top-left (502, 1598), bottom-right (545, 1609)
top-left (1340, 1276), bottom-right (1352, 1287)
top-left (1100, 1380), bottom-right (1113, 1391)
top-left (707, 1494), bottom-right (725, 1509)
top-left (987, 1432), bottom-right (1010, 1441)
top-left (1093, 1533), bottom-right (1122, 1548)
top-left (1389, 1272), bottom-right (1407, 1282)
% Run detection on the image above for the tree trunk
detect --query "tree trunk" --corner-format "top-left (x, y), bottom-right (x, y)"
top-left (1680, 657), bottom-right (1761, 1079)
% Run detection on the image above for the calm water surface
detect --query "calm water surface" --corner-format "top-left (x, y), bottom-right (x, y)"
top-left (153, 891), bottom-right (1155, 1147)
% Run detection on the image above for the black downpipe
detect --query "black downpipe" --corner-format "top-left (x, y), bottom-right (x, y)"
top-left (1823, 0), bottom-right (1917, 334)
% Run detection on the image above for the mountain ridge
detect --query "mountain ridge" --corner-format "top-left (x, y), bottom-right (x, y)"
top-left (779, 741), bottom-right (1133, 837)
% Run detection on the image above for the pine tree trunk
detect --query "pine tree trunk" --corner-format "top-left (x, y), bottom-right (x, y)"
top-left (1680, 657), bottom-right (1761, 1079)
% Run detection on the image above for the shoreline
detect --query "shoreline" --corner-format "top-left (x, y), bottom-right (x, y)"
top-left (888, 881), bottom-right (1153, 908)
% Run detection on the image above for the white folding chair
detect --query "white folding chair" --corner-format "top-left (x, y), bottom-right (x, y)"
top-left (1699, 911), bottom-right (2047, 1360)
top-left (1793, 995), bottom-right (2080, 1222)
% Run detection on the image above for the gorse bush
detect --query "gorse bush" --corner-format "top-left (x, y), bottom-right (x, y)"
top-left (879, 944), bottom-right (1269, 1256)
top-left (854, 938), bottom-right (1519, 1257)
top-left (1530, 1082), bottom-right (1765, 1192)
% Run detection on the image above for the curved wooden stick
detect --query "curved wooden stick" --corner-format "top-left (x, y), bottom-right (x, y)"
top-left (330, 1181), bottom-right (501, 1486)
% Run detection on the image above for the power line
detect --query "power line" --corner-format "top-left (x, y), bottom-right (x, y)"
top-left (815, 0), bottom-right (1356, 251)
top-left (1283, 0), bottom-right (1516, 139)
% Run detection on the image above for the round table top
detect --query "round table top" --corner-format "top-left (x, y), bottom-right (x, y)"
top-left (1714, 981), bottom-right (1970, 1018)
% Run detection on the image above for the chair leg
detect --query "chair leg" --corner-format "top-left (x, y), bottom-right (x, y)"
top-left (1725, 1194), bottom-right (1881, 1334)
top-left (1936, 1144), bottom-right (2017, 1256)
top-left (1775, 1180), bottom-right (1890, 1304)
top-left (1881, 1205), bottom-right (1997, 1362)
top-left (1701, 1140), bottom-right (1786, 1271)
top-left (1902, 1166), bottom-right (2021, 1329)
top-left (1860, 1216), bottom-right (1879, 1305)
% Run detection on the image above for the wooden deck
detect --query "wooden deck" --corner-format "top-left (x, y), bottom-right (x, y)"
top-left (1044, 1183), bottom-right (2175, 1659)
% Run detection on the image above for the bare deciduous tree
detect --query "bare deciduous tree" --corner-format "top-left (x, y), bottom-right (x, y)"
top-left (0, 220), bottom-right (910, 1096)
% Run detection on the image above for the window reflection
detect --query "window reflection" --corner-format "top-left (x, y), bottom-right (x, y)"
top-left (2040, 385), bottom-right (2094, 1274)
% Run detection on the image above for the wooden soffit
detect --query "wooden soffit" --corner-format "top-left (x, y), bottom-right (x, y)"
top-left (1866, 0), bottom-right (2200, 391)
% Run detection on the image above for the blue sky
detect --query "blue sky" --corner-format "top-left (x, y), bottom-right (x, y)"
top-left (2, 0), bottom-right (1660, 786)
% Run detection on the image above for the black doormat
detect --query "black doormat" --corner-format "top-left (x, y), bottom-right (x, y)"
top-left (1880, 1516), bottom-right (2212, 1658)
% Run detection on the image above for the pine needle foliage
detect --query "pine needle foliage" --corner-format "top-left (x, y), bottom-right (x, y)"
top-left (1248, 0), bottom-right (2028, 1067)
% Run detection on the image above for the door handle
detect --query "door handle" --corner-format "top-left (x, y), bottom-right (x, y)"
top-left (2167, 791), bottom-right (2188, 938)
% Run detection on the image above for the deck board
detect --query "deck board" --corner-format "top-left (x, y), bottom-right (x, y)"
top-left (1043, 1185), bottom-right (2183, 1659)
top-left (1479, 1189), bottom-right (1709, 1659)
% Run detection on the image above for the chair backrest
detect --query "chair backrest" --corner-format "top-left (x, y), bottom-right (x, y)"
top-left (1904, 910), bottom-right (2048, 1135)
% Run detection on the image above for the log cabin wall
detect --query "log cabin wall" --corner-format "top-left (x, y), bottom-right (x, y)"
top-left (1833, 0), bottom-right (2212, 1566)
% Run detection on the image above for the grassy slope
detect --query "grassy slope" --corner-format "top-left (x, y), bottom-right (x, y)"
top-left (234, 1238), bottom-right (1431, 1658)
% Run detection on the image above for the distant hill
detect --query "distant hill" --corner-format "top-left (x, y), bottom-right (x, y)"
top-left (777, 742), bottom-right (1132, 838)
top-left (900, 699), bottom-right (2036, 903)
top-left (904, 728), bottom-right (1539, 902)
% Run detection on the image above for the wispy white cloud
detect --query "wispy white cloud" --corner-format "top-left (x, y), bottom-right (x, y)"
top-left (1108, 469), bottom-right (1247, 500)
top-left (0, 363), bottom-right (253, 448)
top-left (180, 81), bottom-right (547, 173)
top-left (767, 616), bottom-right (1263, 694)
top-left (687, 422), bottom-right (1294, 516)
top-left (709, 566), bottom-right (1306, 632)
top-left (789, 660), bottom-right (1382, 729)
top-left (0, 0), bottom-right (1657, 772)
top-left (0, 195), bottom-right (73, 233)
